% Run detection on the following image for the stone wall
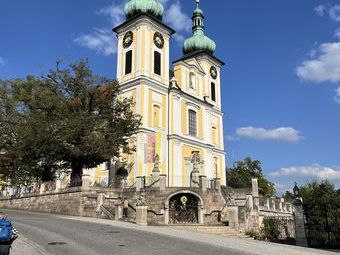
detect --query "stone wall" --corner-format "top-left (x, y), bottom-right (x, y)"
top-left (0, 188), bottom-right (83, 216)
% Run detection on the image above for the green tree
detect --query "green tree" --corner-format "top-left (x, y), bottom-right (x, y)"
top-left (226, 157), bottom-right (275, 196)
top-left (282, 190), bottom-right (295, 203)
top-left (0, 60), bottom-right (142, 185)
top-left (299, 181), bottom-right (340, 248)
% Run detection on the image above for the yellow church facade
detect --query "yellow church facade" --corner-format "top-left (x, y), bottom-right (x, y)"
top-left (99, 0), bottom-right (226, 188)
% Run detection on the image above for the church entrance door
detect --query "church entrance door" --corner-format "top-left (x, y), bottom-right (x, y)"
top-left (169, 193), bottom-right (199, 224)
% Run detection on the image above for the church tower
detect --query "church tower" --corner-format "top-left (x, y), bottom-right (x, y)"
top-left (113, 0), bottom-right (175, 182)
top-left (112, 0), bottom-right (226, 188)
top-left (169, 0), bottom-right (226, 187)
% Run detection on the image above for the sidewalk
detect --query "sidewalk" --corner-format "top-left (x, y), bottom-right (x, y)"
top-left (11, 235), bottom-right (48, 255)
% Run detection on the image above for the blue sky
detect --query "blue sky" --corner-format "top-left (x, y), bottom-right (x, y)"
top-left (1, 0), bottom-right (340, 192)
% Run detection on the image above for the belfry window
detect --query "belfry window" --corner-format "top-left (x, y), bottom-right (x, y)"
top-left (211, 82), bottom-right (216, 102)
top-left (154, 51), bottom-right (161, 75)
top-left (188, 109), bottom-right (197, 137)
top-left (125, 50), bottom-right (132, 75)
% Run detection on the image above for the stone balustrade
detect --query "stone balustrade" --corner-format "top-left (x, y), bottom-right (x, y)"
top-left (260, 196), bottom-right (293, 214)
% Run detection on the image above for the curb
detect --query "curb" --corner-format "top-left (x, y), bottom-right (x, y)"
top-left (11, 235), bottom-right (48, 255)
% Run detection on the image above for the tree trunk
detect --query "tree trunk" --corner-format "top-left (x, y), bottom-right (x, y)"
top-left (70, 160), bottom-right (83, 187)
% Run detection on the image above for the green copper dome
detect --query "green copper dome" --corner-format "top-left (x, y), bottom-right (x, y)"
top-left (124, 0), bottom-right (164, 20)
top-left (183, 32), bottom-right (216, 54)
top-left (183, 2), bottom-right (216, 54)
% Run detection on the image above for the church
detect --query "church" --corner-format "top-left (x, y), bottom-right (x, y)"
top-left (0, 0), bottom-right (306, 241)
top-left (105, 0), bottom-right (227, 190)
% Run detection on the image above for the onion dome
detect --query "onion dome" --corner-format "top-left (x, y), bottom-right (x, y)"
top-left (183, 0), bottom-right (216, 54)
top-left (124, 0), bottom-right (164, 20)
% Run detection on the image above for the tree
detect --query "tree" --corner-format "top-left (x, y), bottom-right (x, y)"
top-left (226, 157), bottom-right (275, 196)
top-left (282, 190), bottom-right (295, 203)
top-left (0, 60), bottom-right (142, 185)
top-left (299, 181), bottom-right (340, 248)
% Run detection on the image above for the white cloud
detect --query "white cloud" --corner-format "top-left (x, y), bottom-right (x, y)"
top-left (274, 183), bottom-right (292, 194)
top-left (314, 5), bottom-right (326, 17)
top-left (75, 1), bottom-right (124, 56)
top-left (0, 57), bottom-right (6, 66)
top-left (164, 1), bottom-right (191, 33)
top-left (236, 127), bottom-right (303, 142)
top-left (335, 87), bottom-right (340, 103)
top-left (296, 42), bottom-right (340, 83)
top-left (329, 5), bottom-right (340, 22)
top-left (270, 164), bottom-right (340, 181)
top-left (96, 2), bottom-right (125, 27)
top-left (75, 0), bottom-right (192, 54)
top-left (164, 1), bottom-right (191, 43)
top-left (225, 135), bottom-right (239, 141)
top-left (334, 28), bottom-right (340, 40)
top-left (75, 28), bottom-right (117, 56)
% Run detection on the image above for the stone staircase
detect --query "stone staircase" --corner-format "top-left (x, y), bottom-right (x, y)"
top-left (170, 225), bottom-right (242, 237)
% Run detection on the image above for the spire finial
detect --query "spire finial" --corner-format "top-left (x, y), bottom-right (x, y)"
top-left (196, 0), bottom-right (200, 9)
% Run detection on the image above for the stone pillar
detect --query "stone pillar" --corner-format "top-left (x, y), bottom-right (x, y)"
top-left (270, 198), bottom-right (276, 211)
top-left (115, 200), bottom-right (123, 221)
top-left (280, 198), bottom-right (285, 212)
top-left (287, 203), bottom-right (292, 213)
top-left (159, 174), bottom-right (167, 192)
top-left (136, 193), bottom-right (148, 226)
top-left (136, 205), bottom-right (148, 226)
top-left (214, 178), bottom-right (221, 192)
top-left (250, 178), bottom-right (260, 230)
top-left (96, 193), bottom-right (104, 212)
top-left (199, 176), bottom-right (207, 192)
top-left (190, 151), bottom-right (202, 188)
top-left (151, 155), bottom-right (161, 188)
top-left (136, 177), bottom-right (145, 192)
top-left (265, 197), bottom-right (270, 210)
top-left (39, 183), bottom-right (46, 194)
top-left (191, 172), bottom-right (200, 188)
top-left (82, 174), bottom-right (91, 191)
top-left (251, 178), bottom-right (259, 197)
top-left (55, 178), bottom-right (62, 192)
top-left (293, 199), bottom-right (307, 247)
top-left (227, 206), bottom-right (239, 229)
top-left (278, 199), bottom-right (283, 212)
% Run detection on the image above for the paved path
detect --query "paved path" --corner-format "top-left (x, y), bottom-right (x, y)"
top-left (2, 209), bottom-right (337, 255)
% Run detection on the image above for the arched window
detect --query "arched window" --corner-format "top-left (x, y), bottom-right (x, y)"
top-left (211, 82), bottom-right (216, 102)
top-left (125, 50), bottom-right (132, 75)
top-left (212, 126), bottom-right (217, 144)
top-left (153, 105), bottom-right (161, 127)
top-left (189, 72), bottom-right (195, 89)
top-left (154, 51), bottom-right (161, 75)
top-left (188, 109), bottom-right (197, 137)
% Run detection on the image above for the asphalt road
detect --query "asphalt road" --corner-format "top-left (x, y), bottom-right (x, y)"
top-left (6, 210), bottom-right (247, 255)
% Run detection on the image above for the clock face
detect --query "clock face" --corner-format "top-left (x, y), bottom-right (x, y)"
top-left (153, 32), bottom-right (164, 49)
top-left (123, 31), bottom-right (133, 49)
top-left (210, 66), bottom-right (217, 79)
